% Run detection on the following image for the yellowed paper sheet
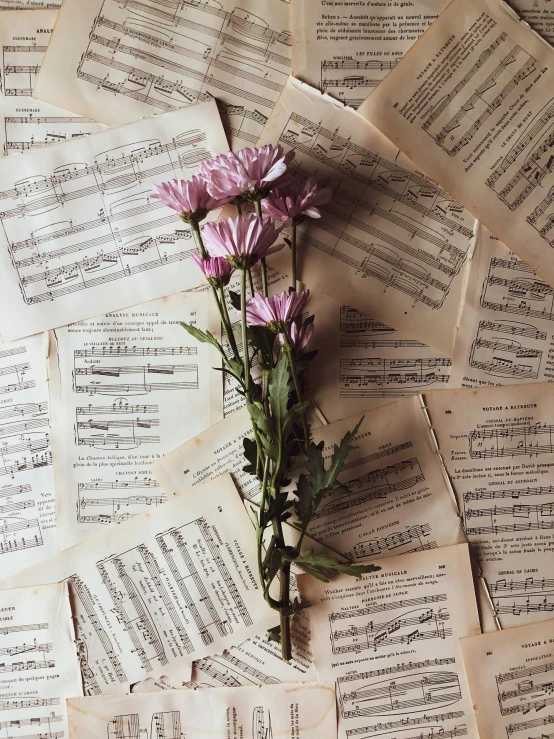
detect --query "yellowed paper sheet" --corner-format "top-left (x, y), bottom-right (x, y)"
top-left (300, 544), bottom-right (481, 739)
top-left (460, 616), bottom-right (554, 738)
top-left (0, 99), bottom-right (229, 342)
top-left (0, 475), bottom-right (275, 694)
top-left (261, 77), bottom-right (477, 355)
top-left (153, 395), bottom-right (465, 560)
top-left (424, 382), bottom-right (554, 628)
top-left (359, 0), bottom-right (554, 291)
top-left (67, 683), bottom-right (337, 738)
top-left (0, 582), bottom-right (83, 739)
top-left (48, 291), bottom-right (223, 551)
top-left (451, 223), bottom-right (554, 388)
top-left (510, 0), bottom-right (554, 45)
top-left (292, 0), bottom-right (449, 108)
top-left (0, 11), bottom-right (102, 157)
top-left (0, 332), bottom-right (58, 579)
top-left (33, 0), bottom-right (290, 150)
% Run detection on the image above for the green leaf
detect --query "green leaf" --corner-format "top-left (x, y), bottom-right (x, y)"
top-left (247, 325), bottom-right (276, 370)
top-left (292, 550), bottom-right (380, 583)
top-left (179, 322), bottom-right (221, 351)
top-left (242, 436), bottom-right (258, 477)
top-left (269, 353), bottom-right (291, 435)
top-left (267, 625), bottom-right (281, 644)
top-left (282, 597), bottom-right (311, 619)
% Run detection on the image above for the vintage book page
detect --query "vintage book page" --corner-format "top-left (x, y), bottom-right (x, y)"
top-left (0, 2), bottom-right (60, 6)
top-left (0, 11), bottom-right (102, 157)
top-left (359, 0), bottom-right (554, 291)
top-left (301, 544), bottom-right (481, 739)
top-left (48, 291), bottom-right (222, 551)
top-left (451, 224), bottom-right (554, 388)
top-left (510, 0), bottom-right (554, 45)
top-left (0, 99), bottom-right (228, 342)
top-left (292, 0), bottom-right (450, 109)
top-left (460, 617), bottom-right (554, 738)
top-left (153, 395), bottom-right (465, 560)
top-left (424, 382), bottom-right (554, 628)
top-left (0, 475), bottom-right (275, 694)
top-left (0, 332), bottom-right (59, 580)
top-left (0, 582), bottom-right (83, 739)
top-left (262, 77), bottom-right (477, 355)
top-left (67, 683), bottom-right (337, 738)
top-left (33, 0), bottom-right (290, 150)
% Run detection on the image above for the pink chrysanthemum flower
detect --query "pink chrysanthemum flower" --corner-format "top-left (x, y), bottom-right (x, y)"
top-left (245, 290), bottom-right (311, 332)
top-left (151, 175), bottom-right (232, 223)
top-left (191, 254), bottom-right (234, 288)
top-left (262, 176), bottom-right (332, 225)
top-left (199, 145), bottom-right (295, 202)
top-left (289, 321), bottom-right (314, 353)
top-left (202, 214), bottom-right (284, 270)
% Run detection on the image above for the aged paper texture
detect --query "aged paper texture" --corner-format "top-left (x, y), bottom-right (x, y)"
top-left (262, 77), bottom-right (477, 355)
top-left (300, 544), bottom-right (481, 739)
top-left (0, 475), bottom-right (274, 694)
top-left (360, 0), bottom-right (554, 291)
top-left (424, 382), bottom-right (554, 628)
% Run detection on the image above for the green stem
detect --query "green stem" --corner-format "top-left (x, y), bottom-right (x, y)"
top-left (236, 201), bottom-right (243, 216)
top-left (254, 200), bottom-right (269, 297)
top-left (247, 268), bottom-right (255, 298)
top-left (218, 286), bottom-right (240, 363)
top-left (240, 269), bottom-right (251, 395)
top-left (291, 222), bottom-right (297, 291)
top-left (190, 220), bottom-right (208, 258)
top-left (283, 337), bottom-right (310, 454)
top-left (279, 564), bottom-right (292, 661)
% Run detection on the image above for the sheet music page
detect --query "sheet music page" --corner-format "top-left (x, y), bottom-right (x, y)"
top-left (0, 11), bottom-right (103, 158)
top-left (0, 332), bottom-right (59, 579)
top-left (301, 543), bottom-right (481, 739)
top-left (48, 291), bottom-right (222, 551)
top-left (0, 475), bottom-right (275, 694)
top-left (312, 297), bottom-right (452, 423)
top-left (359, 0), bottom-right (554, 292)
top-left (460, 616), bottom-right (554, 738)
top-left (67, 683), bottom-right (337, 738)
top-left (292, 0), bottom-right (450, 109)
top-left (153, 395), bottom-right (465, 560)
top-left (32, 0), bottom-right (290, 150)
top-left (423, 382), bottom-right (554, 628)
top-left (0, 100), bottom-right (229, 342)
top-left (0, 582), bottom-right (83, 739)
top-left (451, 224), bottom-right (554, 388)
top-left (262, 77), bottom-right (477, 355)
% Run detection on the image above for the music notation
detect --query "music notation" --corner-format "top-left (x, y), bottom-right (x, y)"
top-left (340, 307), bottom-right (427, 349)
top-left (77, 478), bottom-right (166, 525)
top-left (344, 712), bottom-right (466, 737)
top-left (320, 58), bottom-right (399, 107)
top-left (340, 357), bottom-right (450, 398)
top-left (277, 105), bottom-right (474, 321)
top-left (313, 454), bottom-right (423, 520)
top-left (469, 423), bottom-right (554, 459)
top-left (347, 523), bottom-right (437, 560)
top-left (46, 0), bottom-right (293, 148)
top-left (194, 651), bottom-right (280, 689)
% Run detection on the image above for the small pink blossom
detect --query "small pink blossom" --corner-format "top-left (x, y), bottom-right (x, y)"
top-left (202, 214), bottom-right (284, 269)
top-left (245, 290), bottom-right (311, 330)
top-left (289, 321), bottom-right (314, 353)
top-left (151, 175), bottom-right (232, 222)
top-left (262, 176), bottom-right (332, 225)
top-left (191, 253), bottom-right (234, 287)
top-left (199, 145), bottom-right (295, 201)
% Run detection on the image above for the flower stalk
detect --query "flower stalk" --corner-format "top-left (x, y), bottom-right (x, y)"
top-left (153, 145), bottom-right (379, 661)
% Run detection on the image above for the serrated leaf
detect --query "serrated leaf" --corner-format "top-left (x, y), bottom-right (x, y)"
top-left (269, 353), bottom-right (291, 435)
top-left (267, 625), bottom-right (281, 644)
top-left (292, 550), bottom-right (380, 583)
top-left (243, 437), bottom-right (257, 468)
top-left (179, 322), bottom-right (221, 351)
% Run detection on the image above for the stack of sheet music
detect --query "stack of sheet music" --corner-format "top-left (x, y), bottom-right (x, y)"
top-left (0, 0), bottom-right (553, 737)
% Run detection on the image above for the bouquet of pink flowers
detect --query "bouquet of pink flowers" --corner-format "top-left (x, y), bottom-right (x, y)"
top-left (152, 144), bottom-right (379, 661)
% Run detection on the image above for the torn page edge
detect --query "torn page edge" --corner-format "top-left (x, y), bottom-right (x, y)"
top-left (454, 218), bottom-right (481, 339)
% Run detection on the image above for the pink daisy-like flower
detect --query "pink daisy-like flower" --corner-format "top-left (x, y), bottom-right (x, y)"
top-left (199, 145), bottom-right (295, 202)
top-left (151, 175), bottom-right (232, 223)
top-left (190, 253), bottom-right (234, 288)
top-left (262, 176), bottom-right (332, 225)
top-left (202, 214), bottom-right (284, 270)
top-left (245, 290), bottom-right (311, 331)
